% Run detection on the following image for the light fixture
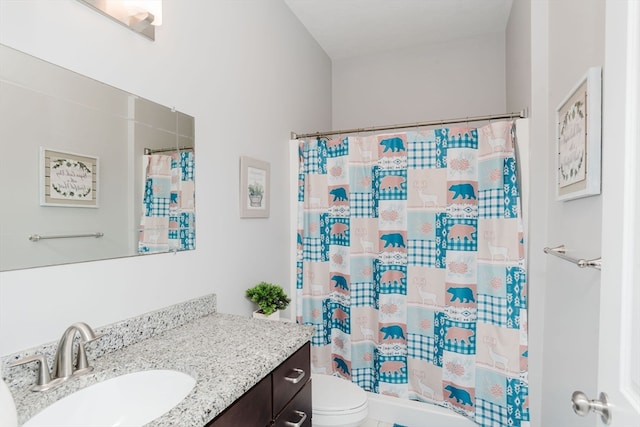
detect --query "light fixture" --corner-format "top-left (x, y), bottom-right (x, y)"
top-left (77, 0), bottom-right (162, 41)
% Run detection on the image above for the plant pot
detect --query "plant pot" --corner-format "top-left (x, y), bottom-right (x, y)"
top-left (252, 309), bottom-right (280, 320)
top-left (249, 195), bottom-right (263, 207)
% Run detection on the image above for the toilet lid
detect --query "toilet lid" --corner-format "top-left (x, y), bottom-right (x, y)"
top-left (312, 374), bottom-right (368, 412)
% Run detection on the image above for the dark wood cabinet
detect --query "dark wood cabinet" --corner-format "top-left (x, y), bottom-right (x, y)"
top-left (273, 380), bottom-right (311, 427)
top-left (206, 374), bottom-right (272, 427)
top-left (207, 342), bottom-right (311, 427)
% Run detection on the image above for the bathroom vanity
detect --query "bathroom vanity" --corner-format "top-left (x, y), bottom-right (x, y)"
top-left (2, 294), bottom-right (315, 427)
top-left (208, 343), bottom-right (311, 426)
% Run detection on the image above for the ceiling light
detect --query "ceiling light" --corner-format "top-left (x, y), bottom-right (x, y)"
top-left (77, 0), bottom-right (162, 41)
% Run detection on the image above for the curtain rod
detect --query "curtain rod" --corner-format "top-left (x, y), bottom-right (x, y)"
top-left (291, 109), bottom-right (528, 140)
top-left (144, 146), bottom-right (194, 155)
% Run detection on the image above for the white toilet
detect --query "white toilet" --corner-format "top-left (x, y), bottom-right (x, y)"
top-left (311, 374), bottom-right (369, 427)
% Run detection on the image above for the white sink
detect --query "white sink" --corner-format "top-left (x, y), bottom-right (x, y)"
top-left (23, 369), bottom-right (196, 427)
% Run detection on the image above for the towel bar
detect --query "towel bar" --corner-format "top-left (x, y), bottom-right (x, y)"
top-left (29, 232), bottom-right (104, 242)
top-left (543, 245), bottom-right (601, 270)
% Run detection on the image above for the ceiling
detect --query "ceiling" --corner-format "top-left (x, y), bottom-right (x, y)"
top-left (284, 0), bottom-right (514, 61)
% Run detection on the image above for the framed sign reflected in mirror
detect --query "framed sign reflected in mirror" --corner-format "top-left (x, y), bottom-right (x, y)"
top-left (40, 148), bottom-right (99, 207)
top-left (240, 156), bottom-right (270, 218)
top-left (555, 66), bottom-right (602, 201)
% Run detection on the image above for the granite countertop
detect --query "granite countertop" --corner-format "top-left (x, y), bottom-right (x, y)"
top-left (11, 313), bottom-right (315, 427)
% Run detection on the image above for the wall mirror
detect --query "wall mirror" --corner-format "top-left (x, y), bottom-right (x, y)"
top-left (0, 44), bottom-right (195, 271)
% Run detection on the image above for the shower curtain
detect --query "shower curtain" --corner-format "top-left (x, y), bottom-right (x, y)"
top-left (139, 151), bottom-right (195, 253)
top-left (295, 120), bottom-right (529, 427)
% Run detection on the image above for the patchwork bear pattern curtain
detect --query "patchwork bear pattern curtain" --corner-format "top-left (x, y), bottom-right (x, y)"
top-left (139, 151), bottom-right (195, 253)
top-left (295, 120), bottom-right (529, 426)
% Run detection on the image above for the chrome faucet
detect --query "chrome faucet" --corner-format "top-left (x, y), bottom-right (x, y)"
top-left (8, 322), bottom-right (103, 391)
top-left (52, 322), bottom-right (102, 380)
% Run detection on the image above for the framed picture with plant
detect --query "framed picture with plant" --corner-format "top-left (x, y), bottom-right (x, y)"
top-left (239, 156), bottom-right (270, 218)
top-left (40, 147), bottom-right (99, 207)
top-left (555, 67), bottom-right (602, 201)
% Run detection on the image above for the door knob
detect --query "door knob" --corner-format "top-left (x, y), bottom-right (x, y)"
top-left (571, 390), bottom-right (611, 425)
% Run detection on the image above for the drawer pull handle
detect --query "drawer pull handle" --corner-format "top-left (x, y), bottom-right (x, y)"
top-left (284, 410), bottom-right (307, 427)
top-left (284, 368), bottom-right (306, 384)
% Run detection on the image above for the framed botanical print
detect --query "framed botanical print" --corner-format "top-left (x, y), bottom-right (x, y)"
top-left (555, 67), bottom-right (602, 201)
top-left (240, 156), bottom-right (270, 218)
top-left (40, 148), bottom-right (99, 207)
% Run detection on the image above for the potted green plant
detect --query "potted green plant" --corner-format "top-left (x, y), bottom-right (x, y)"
top-left (245, 281), bottom-right (291, 320)
top-left (248, 183), bottom-right (264, 207)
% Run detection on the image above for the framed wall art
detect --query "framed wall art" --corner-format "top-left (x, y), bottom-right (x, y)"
top-left (555, 67), bottom-right (602, 201)
top-left (40, 148), bottom-right (99, 207)
top-left (240, 156), bottom-right (270, 218)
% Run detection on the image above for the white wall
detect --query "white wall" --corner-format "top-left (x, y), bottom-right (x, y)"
top-left (506, 0), bottom-right (531, 114)
top-left (506, 1), bottom-right (548, 425)
top-left (331, 32), bottom-right (507, 129)
top-left (0, 0), bottom-right (331, 355)
top-left (509, 1), bottom-right (606, 426)
top-left (541, 0), bottom-right (605, 425)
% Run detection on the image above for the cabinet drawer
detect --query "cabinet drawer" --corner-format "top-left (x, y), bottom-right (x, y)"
top-left (274, 379), bottom-right (312, 427)
top-left (207, 374), bottom-right (272, 427)
top-left (272, 342), bottom-right (311, 416)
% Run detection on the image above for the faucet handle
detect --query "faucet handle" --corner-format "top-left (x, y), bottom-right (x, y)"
top-left (74, 331), bottom-right (103, 376)
top-left (7, 355), bottom-right (64, 392)
top-left (75, 342), bottom-right (93, 375)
